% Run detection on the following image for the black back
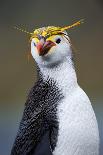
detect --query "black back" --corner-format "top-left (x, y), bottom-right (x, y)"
top-left (11, 77), bottom-right (63, 155)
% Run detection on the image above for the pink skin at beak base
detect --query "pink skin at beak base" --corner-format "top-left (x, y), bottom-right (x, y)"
top-left (36, 40), bottom-right (56, 56)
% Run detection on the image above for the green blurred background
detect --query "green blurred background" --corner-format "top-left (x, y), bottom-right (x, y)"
top-left (0, 0), bottom-right (103, 154)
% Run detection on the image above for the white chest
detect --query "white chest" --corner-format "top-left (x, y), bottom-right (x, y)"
top-left (39, 57), bottom-right (99, 155)
top-left (53, 86), bottom-right (99, 155)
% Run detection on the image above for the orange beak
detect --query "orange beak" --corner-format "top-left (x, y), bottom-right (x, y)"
top-left (36, 39), bottom-right (56, 56)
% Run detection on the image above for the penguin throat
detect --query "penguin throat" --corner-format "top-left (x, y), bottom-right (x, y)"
top-left (38, 57), bottom-right (78, 95)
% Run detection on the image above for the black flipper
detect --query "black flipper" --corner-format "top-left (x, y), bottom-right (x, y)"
top-left (31, 130), bottom-right (52, 155)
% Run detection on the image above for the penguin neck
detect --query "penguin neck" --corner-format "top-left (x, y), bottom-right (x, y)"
top-left (38, 56), bottom-right (78, 95)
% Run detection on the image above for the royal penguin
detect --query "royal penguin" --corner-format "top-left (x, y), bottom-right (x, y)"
top-left (11, 20), bottom-right (99, 155)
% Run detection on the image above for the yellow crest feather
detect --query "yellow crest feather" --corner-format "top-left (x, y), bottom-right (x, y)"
top-left (14, 19), bottom-right (84, 39)
top-left (14, 26), bottom-right (33, 35)
top-left (61, 19), bottom-right (84, 31)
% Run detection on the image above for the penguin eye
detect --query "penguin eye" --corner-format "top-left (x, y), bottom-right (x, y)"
top-left (32, 38), bottom-right (39, 46)
top-left (33, 42), bottom-right (36, 46)
top-left (56, 38), bottom-right (61, 44)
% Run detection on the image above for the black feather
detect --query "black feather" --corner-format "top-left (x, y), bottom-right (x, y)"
top-left (11, 70), bottom-right (64, 155)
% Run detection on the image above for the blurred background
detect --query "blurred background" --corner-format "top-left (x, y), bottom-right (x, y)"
top-left (0, 0), bottom-right (103, 154)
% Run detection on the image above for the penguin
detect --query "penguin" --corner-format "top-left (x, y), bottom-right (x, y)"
top-left (11, 22), bottom-right (99, 155)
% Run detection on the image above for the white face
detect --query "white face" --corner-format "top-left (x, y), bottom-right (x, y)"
top-left (31, 33), bottom-right (72, 67)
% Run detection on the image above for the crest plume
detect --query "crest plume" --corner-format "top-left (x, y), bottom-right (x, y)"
top-left (61, 19), bottom-right (84, 31)
top-left (14, 19), bottom-right (84, 38)
top-left (14, 26), bottom-right (33, 35)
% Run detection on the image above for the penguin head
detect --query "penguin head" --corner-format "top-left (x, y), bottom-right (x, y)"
top-left (30, 20), bottom-right (83, 67)
top-left (31, 26), bottom-right (72, 67)
top-left (14, 20), bottom-right (83, 67)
